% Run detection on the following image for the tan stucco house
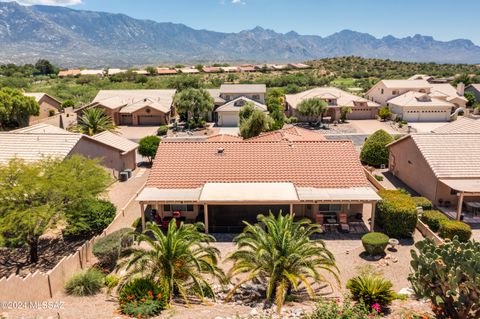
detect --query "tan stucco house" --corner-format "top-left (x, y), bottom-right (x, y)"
top-left (24, 92), bottom-right (62, 124)
top-left (80, 90), bottom-right (176, 126)
top-left (7, 124), bottom-right (138, 174)
top-left (215, 97), bottom-right (268, 127)
top-left (387, 92), bottom-right (454, 122)
top-left (387, 133), bottom-right (480, 220)
top-left (136, 138), bottom-right (380, 233)
top-left (286, 87), bottom-right (379, 122)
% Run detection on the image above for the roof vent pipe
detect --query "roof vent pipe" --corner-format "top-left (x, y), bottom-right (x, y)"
top-left (217, 148), bottom-right (224, 154)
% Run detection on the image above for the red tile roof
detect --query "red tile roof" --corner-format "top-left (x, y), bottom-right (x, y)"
top-left (147, 140), bottom-right (369, 189)
top-left (248, 126), bottom-right (326, 142)
top-left (206, 134), bottom-right (243, 141)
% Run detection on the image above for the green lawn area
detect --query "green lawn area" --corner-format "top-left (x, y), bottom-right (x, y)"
top-left (331, 77), bottom-right (357, 87)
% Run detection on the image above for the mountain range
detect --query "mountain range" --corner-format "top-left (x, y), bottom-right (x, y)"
top-left (0, 1), bottom-right (479, 67)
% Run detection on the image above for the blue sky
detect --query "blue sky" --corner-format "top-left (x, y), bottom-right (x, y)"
top-left (8, 0), bottom-right (480, 44)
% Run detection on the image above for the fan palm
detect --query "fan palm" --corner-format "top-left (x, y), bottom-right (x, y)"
top-left (77, 108), bottom-right (115, 136)
top-left (226, 212), bottom-right (339, 312)
top-left (118, 220), bottom-right (225, 304)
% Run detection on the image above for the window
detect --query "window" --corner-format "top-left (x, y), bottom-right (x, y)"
top-left (319, 204), bottom-right (341, 212)
top-left (450, 188), bottom-right (457, 195)
top-left (252, 94), bottom-right (260, 100)
top-left (381, 89), bottom-right (384, 94)
top-left (392, 90), bottom-right (398, 95)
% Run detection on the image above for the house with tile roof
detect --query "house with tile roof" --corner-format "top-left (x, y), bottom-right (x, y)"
top-left (387, 133), bottom-right (480, 220)
top-left (24, 92), bottom-right (62, 124)
top-left (286, 87), bottom-right (379, 122)
top-left (387, 92), bottom-right (454, 122)
top-left (80, 89), bottom-right (176, 126)
top-left (432, 116), bottom-right (480, 133)
top-left (136, 139), bottom-right (380, 233)
top-left (4, 124), bottom-right (138, 173)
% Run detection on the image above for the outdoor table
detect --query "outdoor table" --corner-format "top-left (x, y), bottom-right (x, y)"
top-left (466, 202), bottom-right (480, 216)
top-left (326, 218), bottom-right (336, 224)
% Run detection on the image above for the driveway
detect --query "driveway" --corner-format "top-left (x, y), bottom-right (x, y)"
top-left (217, 127), bottom-right (240, 136)
top-left (408, 122), bottom-right (447, 133)
top-left (348, 120), bottom-right (398, 135)
top-left (116, 125), bottom-right (159, 142)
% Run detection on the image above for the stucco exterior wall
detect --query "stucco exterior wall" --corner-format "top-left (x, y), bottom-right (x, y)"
top-left (366, 83), bottom-right (430, 105)
top-left (388, 137), bottom-right (439, 203)
top-left (388, 104), bottom-right (451, 122)
top-left (126, 108), bottom-right (169, 126)
top-left (29, 96), bottom-right (62, 123)
top-left (70, 138), bottom-right (136, 172)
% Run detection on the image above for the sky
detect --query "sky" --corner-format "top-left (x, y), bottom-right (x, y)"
top-left (5, 0), bottom-right (480, 44)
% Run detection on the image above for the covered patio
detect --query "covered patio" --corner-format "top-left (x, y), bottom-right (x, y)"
top-left (137, 182), bottom-right (380, 234)
top-left (438, 179), bottom-right (480, 222)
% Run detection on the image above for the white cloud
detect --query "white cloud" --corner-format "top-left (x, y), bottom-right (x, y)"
top-left (231, 0), bottom-right (245, 4)
top-left (1, 0), bottom-right (82, 6)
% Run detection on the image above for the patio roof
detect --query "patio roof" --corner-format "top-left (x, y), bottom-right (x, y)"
top-left (199, 182), bottom-right (298, 202)
top-left (440, 179), bottom-right (480, 193)
top-left (136, 187), bottom-right (202, 202)
top-left (296, 187), bottom-right (380, 202)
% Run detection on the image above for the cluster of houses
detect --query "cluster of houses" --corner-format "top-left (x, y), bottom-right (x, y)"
top-left (58, 63), bottom-right (310, 78)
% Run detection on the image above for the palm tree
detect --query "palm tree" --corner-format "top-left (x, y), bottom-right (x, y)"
top-left (296, 97), bottom-right (328, 125)
top-left (226, 212), bottom-right (339, 313)
top-left (118, 220), bottom-right (225, 304)
top-left (77, 108), bottom-right (115, 136)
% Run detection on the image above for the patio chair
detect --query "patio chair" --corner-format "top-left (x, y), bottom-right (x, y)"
top-left (339, 212), bottom-right (350, 233)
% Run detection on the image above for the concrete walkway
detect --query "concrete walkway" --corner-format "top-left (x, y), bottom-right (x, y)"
top-left (348, 120), bottom-right (399, 135)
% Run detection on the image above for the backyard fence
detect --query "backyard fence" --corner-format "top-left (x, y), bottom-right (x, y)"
top-left (0, 181), bottom-right (145, 301)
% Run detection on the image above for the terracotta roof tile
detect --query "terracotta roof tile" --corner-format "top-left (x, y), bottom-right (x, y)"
top-left (206, 134), bottom-right (243, 142)
top-left (147, 140), bottom-right (369, 189)
top-left (248, 126), bottom-right (326, 142)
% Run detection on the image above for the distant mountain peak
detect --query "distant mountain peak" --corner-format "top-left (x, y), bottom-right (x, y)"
top-left (0, 2), bottom-right (479, 67)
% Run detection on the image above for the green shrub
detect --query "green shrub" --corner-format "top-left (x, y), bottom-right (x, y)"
top-left (286, 116), bottom-right (298, 124)
top-left (374, 174), bottom-right (384, 181)
top-left (376, 190), bottom-right (418, 238)
top-left (105, 274), bottom-right (120, 289)
top-left (361, 232), bottom-right (389, 256)
top-left (420, 210), bottom-right (448, 232)
top-left (65, 269), bottom-right (105, 296)
top-left (119, 278), bottom-right (168, 318)
top-left (303, 298), bottom-right (381, 319)
top-left (438, 220), bottom-right (472, 242)
top-left (138, 135), bottom-right (161, 164)
top-left (409, 238), bottom-right (480, 319)
top-left (360, 130), bottom-right (394, 167)
top-left (412, 197), bottom-right (433, 210)
top-left (157, 125), bottom-right (168, 136)
top-left (92, 228), bottom-right (133, 270)
top-left (347, 275), bottom-right (396, 307)
top-left (64, 199), bottom-right (117, 237)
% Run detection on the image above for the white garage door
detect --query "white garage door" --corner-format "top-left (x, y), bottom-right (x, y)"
top-left (348, 108), bottom-right (374, 120)
top-left (219, 112), bottom-right (239, 127)
top-left (403, 110), bottom-right (449, 122)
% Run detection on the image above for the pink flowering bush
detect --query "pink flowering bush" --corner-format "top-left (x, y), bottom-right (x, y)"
top-left (303, 298), bottom-right (381, 319)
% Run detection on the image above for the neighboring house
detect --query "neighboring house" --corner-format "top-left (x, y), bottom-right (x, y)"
top-left (286, 87), bottom-right (379, 121)
top-left (465, 84), bottom-right (480, 103)
top-left (80, 69), bottom-right (104, 76)
top-left (366, 79), bottom-right (467, 121)
top-left (387, 92), bottom-right (453, 122)
top-left (80, 90), bottom-right (176, 126)
top-left (206, 84), bottom-right (267, 126)
top-left (220, 66), bottom-right (239, 73)
top-left (203, 66), bottom-right (221, 73)
top-left (247, 125), bottom-right (326, 142)
top-left (58, 69), bottom-right (81, 77)
top-left (107, 69), bottom-right (127, 75)
top-left (156, 68), bottom-right (178, 75)
top-left (387, 134), bottom-right (480, 219)
top-left (289, 63), bottom-right (310, 69)
top-left (3, 124), bottom-right (138, 173)
top-left (432, 116), bottom-right (480, 133)
top-left (215, 97), bottom-right (267, 127)
top-left (178, 67), bottom-right (200, 74)
top-left (24, 92), bottom-right (62, 124)
top-left (136, 139), bottom-right (380, 232)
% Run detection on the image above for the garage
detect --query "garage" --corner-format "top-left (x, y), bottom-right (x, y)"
top-left (403, 110), bottom-right (450, 122)
top-left (348, 108), bottom-right (376, 120)
top-left (138, 115), bottom-right (164, 125)
top-left (120, 114), bottom-right (133, 125)
top-left (218, 112), bottom-right (239, 127)
top-left (208, 205), bottom-right (290, 233)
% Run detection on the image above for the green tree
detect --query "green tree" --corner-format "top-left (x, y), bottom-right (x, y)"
top-left (360, 130), bottom-right (394, 167)
top-left (138, 135), bottom-right (161, 164)
top-left (61, 99), bottom-right (75, 109)
top-left (173, 88), bottom-right (214, 124)
top-left (378, 106), bottom-right (391, 121)
top-left (77, 108), bottom-right (115, 136)
top-left (452, 74), bottom-right (472, 87)
top-left (0, 87), bottom-right (39, 129)
top-left (266, 88), bottom-right (286, 130)
top-left (169, 75), bottom-right (201, 91)
top-left (0, 156), bottom-right (111, 263)
top-left (227, 213), bottom-right (339, 312)
top-left (296, 97), bottom-right (328, 124)
top-left (119, 221), bottom-right (225, 304)
top-left (464, 91), bottom-right (476, 108)
top-left (145, 66), bottom-right (157, 76)
top-left (34, 59), bottom-right (57, 75)
top-left (340, 106), bottom-right (352, 122)
top-left (239, 107), bottom-right (271, 139)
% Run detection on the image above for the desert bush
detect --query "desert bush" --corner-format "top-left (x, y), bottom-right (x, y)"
top-left (438, 220), bottom-right (472, 242)
top-left (420, 210), bottom-right (449, 232)
top-left (64, 199), bottom-right (116, 237)
top-left (374, 174), bottom-right (384, 181)
top-left (157, 125), bottom-right (168, 136)
top-left (303, 298), bottom-right (381, 319)
top-left (138, 135), bottom-right (161, 164)
top-left (409, 238), bottom-right (480, 319)
top-left (360, 130), bottom-right (394, 167)
top-left (376, 190), bottom-right (418, 238)
top-left (105, 274), bottom-right (120, 289)
top-left (361, 232), bottom-right (389, 256)
top-left (119, 278), bottom-right (168, 318)
top-left (412, 197), bottom-right (433, 210)
top-left (65, 269), bottom-right (105, 296)
top-left (92, 228), bottom-right (134, 270)
top-left (347, 274), bottom-right (396, 308)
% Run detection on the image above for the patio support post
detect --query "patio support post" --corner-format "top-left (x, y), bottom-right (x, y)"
top-left (456, 192), bottom-right (464, 221)
top-left (289, 203), bottom-right (294, 216)
top-left (204, 204), bottom-right (209, 234)
top-left (140, 202), bottom-right (146, 231)
top-left (370, 201), bottom-right (376, 232)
